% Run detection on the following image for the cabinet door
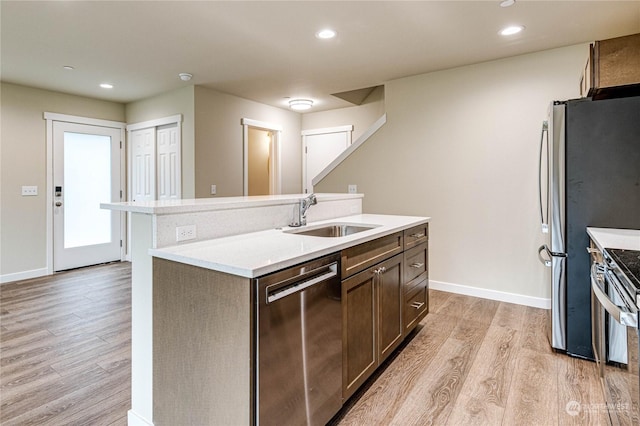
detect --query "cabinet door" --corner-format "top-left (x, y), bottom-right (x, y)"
top-left (378, 254), bottom-right (404, 363)
top-left (342, 269), bottom-right (377, 400)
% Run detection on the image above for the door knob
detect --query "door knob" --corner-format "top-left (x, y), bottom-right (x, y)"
top-left (55, 201), bottom-right (62, 207)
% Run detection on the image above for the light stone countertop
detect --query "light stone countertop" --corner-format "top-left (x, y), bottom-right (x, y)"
top-left (149, 214), bottom-right (430, 278)
top-left (587, 227), bottom-right (640, 252)
top-left (102, 193), bottom-right (362, 215)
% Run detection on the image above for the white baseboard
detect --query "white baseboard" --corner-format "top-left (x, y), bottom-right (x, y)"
top-left (429, 280), bottom-right (551, 309)
top-left (128, 410), bottom-right (153, 426)
top-left (0, 267), bottom-right (49, 284)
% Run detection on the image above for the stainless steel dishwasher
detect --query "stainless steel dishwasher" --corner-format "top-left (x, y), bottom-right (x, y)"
top-left (255, 253), bottom-right (342, 426)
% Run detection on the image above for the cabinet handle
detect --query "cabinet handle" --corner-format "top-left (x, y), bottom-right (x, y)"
top-left (373, 266), bottom-right (386, 275)
top-left (410, 301), bottom-right (425, 310)
top-left (409, 232), bottom-right (424, 239)
top-left (410, 262), bottom-right (424, 269)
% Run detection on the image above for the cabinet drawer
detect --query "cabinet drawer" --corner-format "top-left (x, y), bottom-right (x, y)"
top-left (404, 243), bottom-right (427, 284)
top-left (404, 224), bottom-right (428, 249)
top-left (404, 279), bottom-right (428, 333)
top-left (341, 232), bottom-right (403, 278)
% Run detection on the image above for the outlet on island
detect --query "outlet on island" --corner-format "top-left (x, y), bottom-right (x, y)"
top-left (176, 225), bottom-right (197, 242)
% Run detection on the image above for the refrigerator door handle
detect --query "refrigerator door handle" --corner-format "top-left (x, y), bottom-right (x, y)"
top-left (539, 244), bottom-right (567, 267)
top-left (538, 121), bottom-right (550, 233)
top-left (538, 244), bottom-right (552, 267)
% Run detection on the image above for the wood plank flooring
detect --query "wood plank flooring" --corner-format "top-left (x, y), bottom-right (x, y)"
top-left (1, 262), bottom-right (610, 425)
top-left (1, 262), bottom-right (131, 426)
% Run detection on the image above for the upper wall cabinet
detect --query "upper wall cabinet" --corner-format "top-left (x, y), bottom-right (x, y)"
top-left (580, 33), bottom-right (640, 99)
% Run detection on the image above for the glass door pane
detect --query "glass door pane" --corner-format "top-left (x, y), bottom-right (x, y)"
top-left (63, 132), bottom-right (112, 248)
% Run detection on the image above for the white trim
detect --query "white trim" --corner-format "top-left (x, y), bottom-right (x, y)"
top-left (241, 118), bottom-right (283, 196)
top-left (301, 125), bottom-right (353, 136)
top-left (127, 409), bottom-right (154, 426)
top-left (429, 279), bottom-right (551, 309)
top-left (43, 112), bottom-right (125, 129)
top-left (46, 117), bottom-right (54, 275)
top-left (312, 114), bottom-right (386, 186)
top-left (240, 118), bottom-right (283, 132)
top-left (0, 268), bottom-right (49, 284)
top-left (126, 114), bottom-right (182, 132)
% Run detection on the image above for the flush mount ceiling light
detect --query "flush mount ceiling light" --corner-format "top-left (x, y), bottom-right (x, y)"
top-left (499, 0), bottom-right (515, 7)
top-left (179, 72), bottom-right (193, 81)
top-left (500, 25), bottom-right (524, 36)
top-left (100, 83), bottom-right (114, 89)
top-left (63, 65), bottom-right (75, 71)
top-left (289, 99), bottom-right (314, 111)
top-left (316, 29), bottom-right (336, 39)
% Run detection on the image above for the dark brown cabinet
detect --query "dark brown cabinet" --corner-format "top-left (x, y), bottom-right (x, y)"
top-left (342, 253), bottom-right (403, 400)
top-left (340, 224), bottom-right (429, 401)
top-left (580, 33), bottom-right (640, 99)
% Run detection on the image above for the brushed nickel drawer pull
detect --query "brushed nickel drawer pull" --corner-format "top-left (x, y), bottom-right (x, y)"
top-left (409, 232), bottom-right (425, 239)
top-left (411, 301), bottom-right (425, 309)
top-left (410, 262), bottom-right (424, 269)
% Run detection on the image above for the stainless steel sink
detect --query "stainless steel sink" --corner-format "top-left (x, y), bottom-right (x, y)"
top-left (285, 223), bottom-right (379, 237)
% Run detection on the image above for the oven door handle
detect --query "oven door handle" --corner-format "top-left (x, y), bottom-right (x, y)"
top-left (591, 264), bottom-right (638, 327)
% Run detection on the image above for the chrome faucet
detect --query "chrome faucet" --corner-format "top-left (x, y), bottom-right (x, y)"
top-left (290, 193), bottom-right (317, 227)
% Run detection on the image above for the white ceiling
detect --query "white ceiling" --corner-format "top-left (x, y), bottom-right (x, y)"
top-left (2, 1), bottom-right (639, 112)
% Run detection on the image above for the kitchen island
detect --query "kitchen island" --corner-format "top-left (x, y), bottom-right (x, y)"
top-left (150, 213), bottom-right (430, 425)
top-left (102, 194), bottom-right (366, 426)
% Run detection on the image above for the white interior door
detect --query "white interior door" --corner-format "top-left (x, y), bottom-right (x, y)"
top-left (131, 127), bottom-right (155, 202)
top-left (53, 122), bottom-right (122, 271)
top-left (156, 124), bottom-right (181, 200)
top-left (303, 130), bottom-right (350, 193)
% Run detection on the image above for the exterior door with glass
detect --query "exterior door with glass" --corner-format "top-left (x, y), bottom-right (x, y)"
top-left (53, 122), bottom-right (122, 271)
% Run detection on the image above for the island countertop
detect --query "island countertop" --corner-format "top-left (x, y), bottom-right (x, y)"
top-left (149, 214), bottom-right (430, 278)
top-left (586, 227), bottom-right (640, 252)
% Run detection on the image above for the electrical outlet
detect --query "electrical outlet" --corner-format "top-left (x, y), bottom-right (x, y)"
top-left (176, 225), bottom-right (197, 242)
top-left (211, 184), bottom-right (217, 195)
top-left (21, 186), bottom-right (38, 196)
top-left (348, 184), bottom-right (357, 194)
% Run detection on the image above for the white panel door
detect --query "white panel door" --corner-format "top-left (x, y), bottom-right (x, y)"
top-left (156, 124), bottom-right (181, 200)
top-left (53, 122), bottom-right (122, 271)
top-left (131, 128), bottom-right (155, 202)
top-left (303, 132), bottom-right (349, 193)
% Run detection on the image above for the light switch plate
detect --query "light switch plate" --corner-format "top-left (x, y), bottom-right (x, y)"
top-left (211, 184), bottom-right (217, 195)
top-left (22, 186), bottom-right (38, 196)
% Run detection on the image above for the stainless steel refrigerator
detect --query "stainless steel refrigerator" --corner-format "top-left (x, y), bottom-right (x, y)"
top-left (538, 96), bottom-right (640, 359)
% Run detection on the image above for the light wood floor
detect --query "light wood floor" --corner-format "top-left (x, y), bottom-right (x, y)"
top-left (1, 262), bottom-right (609, 425)
top-left (1, 262), bottom-right (131, 426)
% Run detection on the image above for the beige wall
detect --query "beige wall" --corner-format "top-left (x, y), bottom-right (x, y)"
top-left (316, 44), bottom-right (589, 300)
top-left (0, 82), bottom-right (125, 277)
top-left (194, 86), bottom-right (302, 197)
top-left (126, 86), bottom-right (195, 198)
top-left (302, 86), bottom-right (385, 141)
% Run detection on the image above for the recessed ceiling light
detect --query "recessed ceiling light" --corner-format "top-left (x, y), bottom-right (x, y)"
top-left (499, 0), bottom-right (515, 7)
top-left (100, 83), bottom-right (114, 89)
top-left (289, 99), bottom-right (314, 111)
top-left (178, 73), bottom-right (192, 81)
top-left (316, 29), bottom-right (336, 40)
top-left (500, 25), bottom-right (524, 36)
top-left (63, 65), bottom-right (74, 71)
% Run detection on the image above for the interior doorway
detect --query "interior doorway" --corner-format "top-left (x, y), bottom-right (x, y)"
top-left (241, 118), bottom-right (282, 196)
top-left (247, 128), bottom-right (272, 196)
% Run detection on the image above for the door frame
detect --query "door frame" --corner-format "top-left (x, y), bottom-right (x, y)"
top-left (44, 112), bottom-right (126, 275)
top-left (241, 118), bottom-right (282, 196)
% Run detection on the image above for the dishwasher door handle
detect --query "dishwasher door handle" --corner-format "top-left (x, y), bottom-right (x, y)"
top-left (267, 265), bottom-right (337, 304)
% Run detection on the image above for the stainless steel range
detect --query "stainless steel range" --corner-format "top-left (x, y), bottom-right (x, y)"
top-left (591, 247), bottom-right (640, 424)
